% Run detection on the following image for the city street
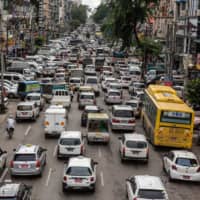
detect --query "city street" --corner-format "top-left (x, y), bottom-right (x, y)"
top-left (0, 90), bottom-right (199, 200)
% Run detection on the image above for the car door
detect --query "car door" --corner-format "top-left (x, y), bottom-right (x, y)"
top-left (127, 177), bottom-right (137, 200)
top-left (164, 152), bottom-right (174, 172)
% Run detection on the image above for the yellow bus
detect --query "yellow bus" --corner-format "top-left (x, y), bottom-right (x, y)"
top-left (141, 85), bottom-right (194, 148)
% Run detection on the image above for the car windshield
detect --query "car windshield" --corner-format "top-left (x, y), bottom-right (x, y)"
top-left (86, 78), bottom-right (97, 84)
top-left (27, 96), bottom-right (40, 101)
top-left (17, 105), bottom-right (32, 111)
top-left (109, 92), bottom-right (120, 96)
top-left (125, 102), bottom-right (137, 108)
top-left (175, 157), bottom-right (198, 167)
top-left (126, 141), bottom-right (147, 148)
top-left (114, 110), bottom-right (133, 118)
top-left (138, 189), bottom-right (166, 199)
top-left (60, 138), bottom-right (81, 145)
top-left (80, 95), bottom-right (94, 99)
top-left (134, 83), bottom-right (144, 88)
top-left (66, 167), bottom-right (92, 176)
top-left (88, 120), bottom-right (109, 132)
top-left (70, 79), bottom-right (81, 83)
top-left (14, 154), bottom-right (36, 161)
top-left (123, 77), bottom-right (131, 81)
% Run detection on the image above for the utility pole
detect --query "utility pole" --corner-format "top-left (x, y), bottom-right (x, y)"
top-left (0, 7), bottom-right (5, 113)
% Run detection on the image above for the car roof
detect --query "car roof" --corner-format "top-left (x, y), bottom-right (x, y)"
top-left (172, 150), bottom-right (197, 159)
top-left (68, 156), bottom-right (91, 167)
top-left (113, 105), bottom-right (133, 110)
top-left (16, 144), bottom-right (38, 154)
top-left (85, 105), bottom-right (99, 111)
top-left (80, 92), bottom-right (95, 95)
top-left (124, 133), bottom-right (147, 141)
top-left (27, 93), bottom-right (41, 96)
top-left (60, 131), bottom-right (81, 139)
top-left (108, 89), bottom-right (121, 93)
top-left (125, 99), bottom-right (139, 104)
top-left (0, 182), bottom-right (20, 197)
top-left (17, 101), bottom-right (35, 106)
top-left (88, 112), bottom-right (109, 120)
top-left (135, 175), bottom-right (165, 190)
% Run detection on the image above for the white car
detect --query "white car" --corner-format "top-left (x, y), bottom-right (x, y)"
top-left (119, 133), bottom-right (149, 162)
top-left (104, 89), bottom-right (122, 105)
top-left (62, 156), bottom-right (98, 192)
top-left (16, 101), bottom-right (39, 122)
top-left (85, 76), bottom-right (99, 96)
top-left (110, 105), bottom-right (135, 131)
top-left (57, 131), bottom-right (85, 158)
top-left (25, 93), bottom-right (45, 110)
top-left (124, 99), bottom-right (142, 118)
top-left (101, 77), bottom-right (116, 91)
top-left (120, 76), bottom-right (132, 88)
top-left (126, 175), bottom-right (169, 200)
top-left (163, 150), bottom-right (200, 182)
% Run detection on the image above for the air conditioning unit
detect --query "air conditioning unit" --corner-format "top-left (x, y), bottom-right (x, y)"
top-left (197, 9), bottom-right (200, 16)
top-left (180, 10), bottom-right (187, 16)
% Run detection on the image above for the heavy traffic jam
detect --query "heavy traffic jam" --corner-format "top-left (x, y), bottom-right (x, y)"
top-left (0, 24), bottom-right (200, 200)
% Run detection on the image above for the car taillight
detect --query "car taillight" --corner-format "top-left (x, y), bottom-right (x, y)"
top-left (10, 160), bottom-right (14, 168)
top-left (123, 147), bottom-right (125, 156)
top-left (80, 145), bottom-right (83, 154)
top-left (172, 165), bottom-right (177, 170)
top-left (63, 176), bottom-right (67, 181)
top-left (90, 177), bottom-right (94, 182)
top-left (128, 119), bottom-right (135, 123)
top-left (60, 121), bottom-right (65, 126)
top-left (36, 160), bottom-right (41, 168)
top-left (133, 198), bottom-right (137, 200)
top-left (112, 118), bottom-right (120, 123)
top-left (197, 167), bottom-right (200, 172)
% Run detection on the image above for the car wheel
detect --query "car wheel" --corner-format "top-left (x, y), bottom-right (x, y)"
top-left (8, 93), bottom-right (14, 98)
top-left (62, 184), bottom-right (66, 193)
top-left (38, 170), bottom-right (43, 177)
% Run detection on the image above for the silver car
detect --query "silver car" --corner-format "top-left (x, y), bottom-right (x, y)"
top-left (10, 144), bottom-right (47, 177)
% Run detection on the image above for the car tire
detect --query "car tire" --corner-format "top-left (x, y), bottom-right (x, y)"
top-left (62, 184), bottom-right (66, 193)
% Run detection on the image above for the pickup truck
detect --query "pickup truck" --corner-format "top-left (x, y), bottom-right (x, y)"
top-left (51, 89), bottom-right (71, 110)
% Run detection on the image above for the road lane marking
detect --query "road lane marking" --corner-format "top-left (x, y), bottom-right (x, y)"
top-left (100, 171), bottom-right (104, 187)
top-left (45, 168), bottom-right (52, 186)
top-left (98, 147), bottom-right (102, 158)
top-left (53, 145), bottom-right (57, 157)
top-left (0, 168), bottom-right (8, 182)
top-left (24, 126), bottom-right (31, 136)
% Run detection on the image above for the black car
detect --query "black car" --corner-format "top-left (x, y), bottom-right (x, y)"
top-left (81, 105), bottom-right (102, 127)
top-left (0, 181), bottom-right (32, 200)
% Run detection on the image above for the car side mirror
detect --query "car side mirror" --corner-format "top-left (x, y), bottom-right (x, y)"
top-left (94, 161), bottom-right (98, 165)
top-left (118, 137), bottom-right (122, 140)
top-left (13, 149), bottom-right (16, 152)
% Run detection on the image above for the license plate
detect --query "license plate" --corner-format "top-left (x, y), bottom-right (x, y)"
top-left (66, 148), bottom-right (74, 151)
top-left (121, 120), bottom-right (127, 123)
top-left (132, 151), bottom-right (139, 154)
top-left (22, 112), bottom-right (27, 115)
top-left (75, 178), bottom-right (82, 183)
top-left (20, 164), bottom-right (29, 168)
top-left (183, 175), bottom-right (190, 179)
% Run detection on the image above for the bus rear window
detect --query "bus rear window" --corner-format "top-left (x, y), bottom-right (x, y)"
top-left (160, 111), bottom-right (192, 124)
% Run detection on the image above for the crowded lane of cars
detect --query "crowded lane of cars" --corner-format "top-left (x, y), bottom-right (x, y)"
top-left (0, 25), bottom-right (200, 200)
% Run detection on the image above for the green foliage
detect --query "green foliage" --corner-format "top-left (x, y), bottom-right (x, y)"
top-left (92, 4), bottom-right (110, 24)
top-left (70, 4), bottom-right (88, 31)
top-left (101, 0), bottom-right (159, 50)
top-left (34, 36), bottom-right (45, 48)
top-left (186, 79), bottom-right (200, 106)
top-left (139, 37), bottom-right (162, 57)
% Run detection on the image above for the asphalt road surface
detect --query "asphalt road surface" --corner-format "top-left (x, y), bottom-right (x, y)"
top-left (0, 90), bottom-right (200, 200)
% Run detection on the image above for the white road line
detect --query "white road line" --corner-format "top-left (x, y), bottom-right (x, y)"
top-left (45, 168), bottom-right (52, 186)
top-left (24, 126), bottom-right (31, 136)
top-left (53, 145), bottom-right (57, 157)
top-left (100, 171), bottom-right (104, 187)
top-left (98, 147), bottom-right (102, 158)
top-left (0, 168), bottom-right (8, 182)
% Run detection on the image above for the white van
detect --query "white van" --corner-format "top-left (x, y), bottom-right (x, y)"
top-left (44, 105), bottom-right (66, 138)
top-left (129, 65), bottom-right (141, 81)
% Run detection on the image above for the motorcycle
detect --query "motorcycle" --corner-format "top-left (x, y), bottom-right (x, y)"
top-left (7, 127), bottom-right (14, 139)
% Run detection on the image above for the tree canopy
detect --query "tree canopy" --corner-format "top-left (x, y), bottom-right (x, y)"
top-left (186, 79), bottom-right (200, 107)
top-left (102, 0), bottom-right (159, 49)
top-left (70, 4), bottom-right (88, 31)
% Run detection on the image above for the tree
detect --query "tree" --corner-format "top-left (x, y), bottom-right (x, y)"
top-left (186, 79), bottom-right (200, 107)
top-left (70, 4), bottom-right (88, 31)
top-left (92, 3), bottom-right (110, 24)
top-left (102, 0), bottom-right (159, 50)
